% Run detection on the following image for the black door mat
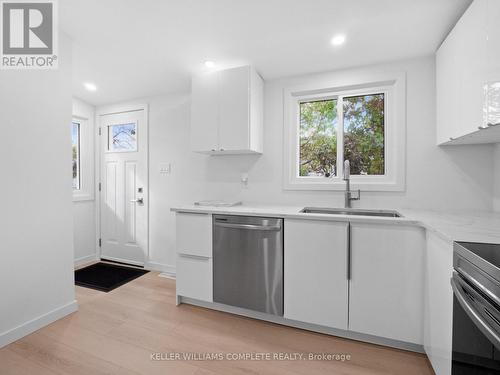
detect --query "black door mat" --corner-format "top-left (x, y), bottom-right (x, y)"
top-left (75, 262), bottom-right (149, 292)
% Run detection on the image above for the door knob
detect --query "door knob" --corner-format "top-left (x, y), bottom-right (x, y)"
top-left (130, 198), bottom-right (144, 205)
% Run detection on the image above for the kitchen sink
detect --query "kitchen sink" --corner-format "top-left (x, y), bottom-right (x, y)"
top-left (300, 207), bottom-right (402, 218)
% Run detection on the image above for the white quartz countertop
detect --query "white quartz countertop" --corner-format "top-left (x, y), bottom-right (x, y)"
top-left (171, 204), bottom-right (500, 244)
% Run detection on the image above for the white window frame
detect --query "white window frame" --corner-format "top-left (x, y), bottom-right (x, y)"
top-left (72, 115), bottom-right (94, 201)
top-left (283, 72), bottom-right (406, 191)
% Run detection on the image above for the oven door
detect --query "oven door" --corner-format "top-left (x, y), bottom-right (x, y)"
top-left (451, 271), bottom-right (500, 374)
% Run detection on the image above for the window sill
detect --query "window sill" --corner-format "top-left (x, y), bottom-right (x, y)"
top-left (284, 178), bottom-right (405, 192)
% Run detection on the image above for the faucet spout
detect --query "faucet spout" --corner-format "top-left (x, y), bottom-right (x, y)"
top-left (343, 160), bottom-right (360, 208)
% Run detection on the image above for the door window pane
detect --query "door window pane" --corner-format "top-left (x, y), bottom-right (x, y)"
top-left (299, 99), bottom-right (338, 177)
top-left (343, 93), bottom-right (385, 175)
top-left (72, 122), bottom-right (80, 190)
top-left (108, 123), bottom-right (137, 152)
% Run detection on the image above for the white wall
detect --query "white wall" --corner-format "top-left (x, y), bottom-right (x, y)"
top-left (0, 34), bottom-right (77, 348)
top-left (147, 95), bottom-right (211, 272)
top-left (73, 202), bottom-right (97, 265)
top-left (104, 56), bottom-right (495, 274)
top-left (204, 56), bottom-right (495, 210)
top-left (72, 98), bottom-right (97, 266)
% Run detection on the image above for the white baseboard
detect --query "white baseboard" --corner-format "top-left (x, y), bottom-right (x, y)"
top-left (74, 253), bottom-right (98, 268)
top-left (146, 261), bottom-right (176, 276)
top-left (179, 297), bottom-right (424, 354)
top-left (0, 300), bottom-right (78, 348)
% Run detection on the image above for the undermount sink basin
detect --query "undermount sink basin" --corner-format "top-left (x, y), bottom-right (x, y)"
top-left (300, 207), bottom-right (402, 218)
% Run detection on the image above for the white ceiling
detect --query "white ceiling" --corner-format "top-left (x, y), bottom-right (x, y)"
top-left (61, 0), bottom-right (472, 106)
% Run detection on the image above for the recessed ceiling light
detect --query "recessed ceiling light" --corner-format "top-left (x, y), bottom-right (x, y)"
top-left (83, 82), bottom-right (97, 91)
top-left (204, 60), bottom-right (215, 68)
top-left (331, 34), bottom-right (346, 46)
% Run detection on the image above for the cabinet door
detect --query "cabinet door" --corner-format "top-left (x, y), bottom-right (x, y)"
top-left (457, 0), bottom-right (488, 135)
top-left (284, 219), bottom-right (348, 329)
top-left (176, 212), bottom-right (212, 257)
top-left (218, 66), bottom-right (250, 151)
top-left (191, 73), bottom-right (219, 152)
top-left (349, 223), bottom-right (425, 344)
top-left (424, 232), bottom-right (453, 375)
top-left (176, 254), bottom-right (213, 302)
top-left (486, 0), bottom-right (500, 126)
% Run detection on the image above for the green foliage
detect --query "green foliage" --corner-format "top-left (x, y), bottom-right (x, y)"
top-left (299, 100), bottom-right (337, 177)
top-left (343, 94), bottom-right (385, 175)
top-left (298, 94), bottom-right (385, 177)
top-left (72, 146), bottom-right (78, 179)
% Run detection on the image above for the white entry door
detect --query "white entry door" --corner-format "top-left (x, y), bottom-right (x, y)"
top-left (99, 109), bottom-right (148, 266)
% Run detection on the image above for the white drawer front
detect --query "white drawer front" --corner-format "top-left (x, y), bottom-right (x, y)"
top-left (176, 212), bottom-right (212, 257)
top-left (176, 254), bottom-right (213, 302)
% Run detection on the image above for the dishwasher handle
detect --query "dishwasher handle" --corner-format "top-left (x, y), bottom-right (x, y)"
top-left (214, 221), bottom-right (281, 231)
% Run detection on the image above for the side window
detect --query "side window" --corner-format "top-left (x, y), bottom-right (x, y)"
top-left (72, 121), bottom-right (81, 190)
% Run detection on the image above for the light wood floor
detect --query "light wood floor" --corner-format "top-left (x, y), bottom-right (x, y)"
top-left (0, 271), bottom-right (435, 375)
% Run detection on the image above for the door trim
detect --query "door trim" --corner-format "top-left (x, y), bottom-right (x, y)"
top-left (95, 103), bottom-right (149, 265)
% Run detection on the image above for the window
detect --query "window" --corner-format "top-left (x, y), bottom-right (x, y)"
top-left (343, 93), bottom-right (385, 175)
top-left (107, 122), bottom-right (137, 152)
top-left (284, 73), bottom-right (405, 191)
top-left (299, 99), bottom-right (338, 177)
top-left (298, 94), bottom-right (385, 179)
top-left (71, 111), bottom-right (94, 202)
top-left (71, 122), bottom-right (80, 190)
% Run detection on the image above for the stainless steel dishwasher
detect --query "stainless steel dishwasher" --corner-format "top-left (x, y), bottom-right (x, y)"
top-left (213, 215), bottom-right (283, 316)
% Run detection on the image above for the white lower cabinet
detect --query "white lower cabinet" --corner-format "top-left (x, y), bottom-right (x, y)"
top-left (175, 212), bottom-right (213, 302)
top-left (176, 212), bottom-right (212, 258)
top-left (176, 254), bottom-right (213, 302)
top-left (349, 223), bottom-right (425, 344)
top-left (174, 212), bottom-right (433, 349)
top-left (284, 219), bottom-right (349, 329)
top-left (424, 232), bottom-right (454, 375)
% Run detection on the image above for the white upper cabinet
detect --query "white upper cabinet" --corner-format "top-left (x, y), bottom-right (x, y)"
top-left (437, 0), bottom-right (500, 145)
top-left (191, 73), bottom-right (219, 152)
top-left (190, 65), bottom-right (263, 154)
top-left (486, 0), bottom-right (500, 127)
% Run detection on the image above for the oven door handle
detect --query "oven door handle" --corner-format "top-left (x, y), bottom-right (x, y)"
top-left (456, 265), bottom-right (500, 307)
top-left (451, 275), bottom-right (500, 351)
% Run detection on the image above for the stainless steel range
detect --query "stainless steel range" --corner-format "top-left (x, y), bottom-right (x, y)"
top-left (452, 241), bottom-right (500, 374)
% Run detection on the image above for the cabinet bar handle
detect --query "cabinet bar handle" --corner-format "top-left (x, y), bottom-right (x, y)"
top-left (347, 223), bottom-right (352, 280)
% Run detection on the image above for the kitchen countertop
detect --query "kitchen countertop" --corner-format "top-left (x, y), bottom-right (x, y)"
top-left (171, 204), bottom-right (500, 244)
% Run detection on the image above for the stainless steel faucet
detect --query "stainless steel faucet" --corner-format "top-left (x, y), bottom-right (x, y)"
top-left (343, 160), bottom-right (360, 208)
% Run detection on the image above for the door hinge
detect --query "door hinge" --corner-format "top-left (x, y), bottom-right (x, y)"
top-left (98, 127), bottom-right (102, 136)
top-left (98, 182), bottom-right (101, 192)
top-left (98, 238), bottom-right (102, 247)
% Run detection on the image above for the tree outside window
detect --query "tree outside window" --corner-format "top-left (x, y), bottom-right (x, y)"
top-left (298, 93), bottom-right (385, 178)
top-left (72, 122), bottom-right (80, 190)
